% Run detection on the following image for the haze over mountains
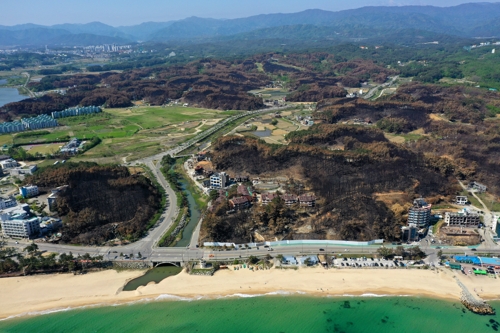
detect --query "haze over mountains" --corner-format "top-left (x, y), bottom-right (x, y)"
top-left (1, 2), bottom-right (500, 46)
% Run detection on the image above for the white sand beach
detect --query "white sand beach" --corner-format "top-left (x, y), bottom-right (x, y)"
top-left (1, 266), bottom-right (500, 320)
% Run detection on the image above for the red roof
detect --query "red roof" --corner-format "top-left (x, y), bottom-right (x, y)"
top-left (299, 194), bottom-right (316, 202)
top-left (230, 197), bottom-right (250, 205)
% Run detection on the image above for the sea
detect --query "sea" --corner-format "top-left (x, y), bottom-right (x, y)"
top-left (1, 295), bottom-right (500, 333)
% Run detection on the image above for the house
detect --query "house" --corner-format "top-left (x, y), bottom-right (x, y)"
top-left (210, 172), bottom-right (228, 189)
top-left (234, 175), bottom-right (249, 182)
top-left (19, 185), bottom-right (39, 198)
top-left (229, 197), bottom-right (251, 210)
top-left (456, 196), bottom-right (468, 205)
top-left (261, 193), bottom-right (278, 205)
top-left (469, 181), bottom-right (487, 193)
top-left (299, 194), bottom-right (316, 207)
top-left (237, 185), bottom-right (250, 196)
top-left (282, 194), bottom-right (298, 206)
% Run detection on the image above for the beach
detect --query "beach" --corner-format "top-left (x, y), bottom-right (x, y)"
top-left (1, 266), bottom-right (500, 320)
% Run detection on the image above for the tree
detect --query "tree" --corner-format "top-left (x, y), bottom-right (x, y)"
top-left (437, 250), bottom-right (443, 259)
top-left (394, 246), bottom-right (406, 258)
top-left (209, 190), bottom-right (219, 201)
top-left (248, 255), bottom-right (259, 265)
top-left (276, 254), bottom-right (284, 262)
top-left (23, 243), bottom-right (38, 255)
top-left (377, 246), bottom-right (393, 259)
top-left (408, 246), bottom-right (424, 260)
top-left (304, 257), bottom-right (312, 266)
top-left (138, 252), bottom-right (142, 258)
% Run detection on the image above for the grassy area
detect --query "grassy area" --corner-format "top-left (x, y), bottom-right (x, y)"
top-left (22, 143), bottom-right (63, 155)
top-left (4, 106), bottom-right (234, 164)
top-left (433, 220), bottom-right (445, 234)
top-left (476, 192), bottom-right (500, 212)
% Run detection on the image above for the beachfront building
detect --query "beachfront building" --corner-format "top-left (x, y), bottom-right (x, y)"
top-left (298, 255), bottom-right (319, 266)
top-left (408, 198), bottom-right (432, 228)
top-left (0, 158), bottom-right (19, 170)
top-left (445, 209), bottom-right (481, 228)
top-left (51, 106), bottom-right (101, 119)
top-left (0, 217), bottom-right (40, 238)
top-left (210, 172), bottom-right (228, 189)
top-left (0, 204), bottom-right (39, 238)
top-left (401, 226), bottom-right (418, 242)
top-left (19, 185), bottom-right (39, 198)
top-left (281, 255), bottom-right (298, 265)
top-left (21, 114), bottom-right (58, 130)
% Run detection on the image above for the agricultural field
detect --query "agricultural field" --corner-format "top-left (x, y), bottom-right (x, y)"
top-left (22, 143), bottom-right (64, 155)
top-left (1, 106), bottom-right (236, 164)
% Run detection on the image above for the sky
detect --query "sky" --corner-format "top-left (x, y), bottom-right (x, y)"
top-left (0, 0), bottom-right (498, 26)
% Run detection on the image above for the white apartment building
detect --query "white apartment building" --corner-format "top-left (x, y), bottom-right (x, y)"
top-left (1, 217), bottom-right (40, 238)
top-left (19, 185), bottom-right (39, 198)
top-left (0, 197), bottom-right (17, 210)
top-left (210, 172), bottom-right (228, 189)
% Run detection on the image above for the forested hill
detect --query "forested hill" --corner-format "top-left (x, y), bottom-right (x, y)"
top-left (24, 163), bottom-right (162, 245)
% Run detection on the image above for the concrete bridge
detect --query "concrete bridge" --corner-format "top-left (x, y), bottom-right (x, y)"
top-left (153, 261), bottom-right (182, 268)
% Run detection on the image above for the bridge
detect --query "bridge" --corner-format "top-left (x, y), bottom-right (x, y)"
top-left (153, 261), bottom-right (182, 268)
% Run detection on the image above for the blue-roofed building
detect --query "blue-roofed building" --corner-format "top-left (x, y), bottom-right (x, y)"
top-left (453, 256), bottom-right (500, 267)
top-left (298, 255), bottom-right (319, 266)
top-left (282, 255), bottom-right (297, 265)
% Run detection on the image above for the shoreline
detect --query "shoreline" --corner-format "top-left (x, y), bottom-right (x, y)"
top-left (0, 266), bottom-right (498, 321)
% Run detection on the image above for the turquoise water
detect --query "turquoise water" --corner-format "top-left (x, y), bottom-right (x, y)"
top-left (1, 296), bottom-right (499, 333)
top-left (122, 266), bottom-right (182, 291)
top-left (0, 88), bottom-right (25, 107)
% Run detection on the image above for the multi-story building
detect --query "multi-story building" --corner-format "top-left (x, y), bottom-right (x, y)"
top-left (0, 197), bottom-right (17, 210)
top-left (47, 185), bottom-right (68, 211)
top-left (408, 198), bottom-right (432, 228)
top-left (19, 185), bottom-right (39, 198)
top-left (401, 226), bottom-right (418, 242)
top-left (1, 217), bottom-right (40, 238)
top-left (445, 210), bottom-right (481, 228)
top-left (51, 106), bottom-right (101, 119)
top-left (21, 114), bottom-right (58, 130)
top-left (210, 172), bottom-right (228, 189)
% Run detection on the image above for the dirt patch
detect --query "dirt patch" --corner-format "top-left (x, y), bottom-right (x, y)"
top-left (429, 114), bottom-right (447, 122)
top-left (384, 133), bottom-right (405, 144)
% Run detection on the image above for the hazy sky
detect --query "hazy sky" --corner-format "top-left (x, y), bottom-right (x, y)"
top-left (1, 0), bottom-right (498, 26)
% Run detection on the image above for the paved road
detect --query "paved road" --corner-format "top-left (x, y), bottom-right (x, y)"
top-left (363, 76), bottom-right (399, 100)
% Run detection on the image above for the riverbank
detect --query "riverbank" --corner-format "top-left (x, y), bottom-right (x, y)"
top-left (2, 266), bottom-right (500, 320)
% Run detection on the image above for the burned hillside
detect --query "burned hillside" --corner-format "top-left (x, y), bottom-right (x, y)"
top-left (202, 128), bottom-right (457, 243)
top-left (24, 163), bottom-right (162, 245)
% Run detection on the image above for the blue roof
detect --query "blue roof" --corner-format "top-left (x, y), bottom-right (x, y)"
top-left (453, 256), bottom-right (500, 265)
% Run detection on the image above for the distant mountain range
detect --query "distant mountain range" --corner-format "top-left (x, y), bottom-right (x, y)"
top-left (1, 2), bottom-right (500, 47)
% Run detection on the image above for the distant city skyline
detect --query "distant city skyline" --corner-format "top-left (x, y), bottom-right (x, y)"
top-left (1, 0), bottom-right (499, 26)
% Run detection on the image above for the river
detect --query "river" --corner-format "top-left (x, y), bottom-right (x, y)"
top-left (174, 177), bottom-right (201, 247)
top-left (122, 266), bottom-right (182, 291)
